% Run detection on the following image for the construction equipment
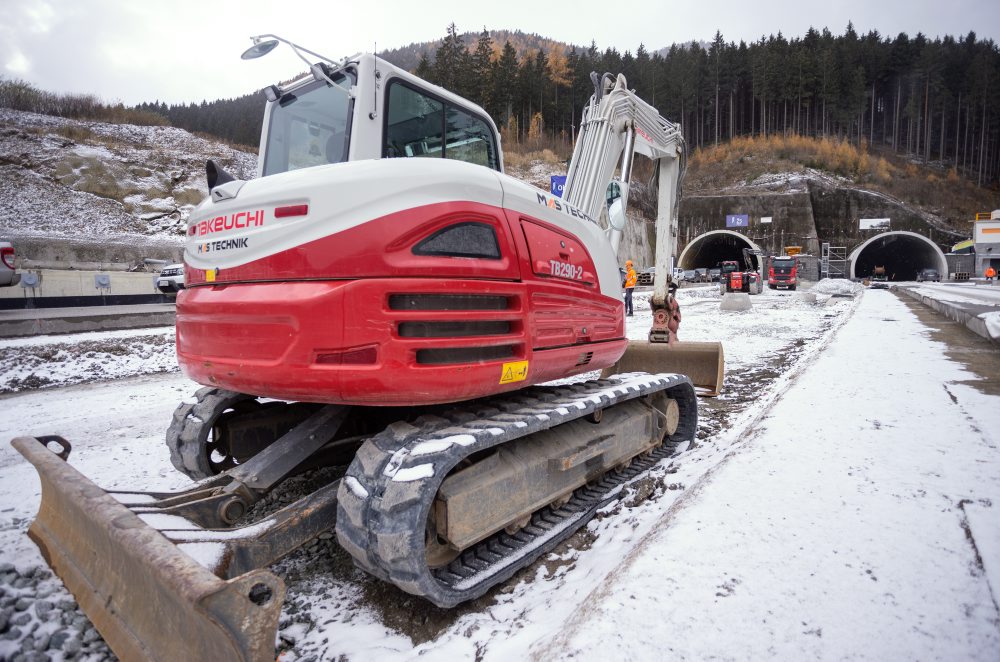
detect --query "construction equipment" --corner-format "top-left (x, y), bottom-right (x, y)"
top-left (870, 265), bottom-right (890, 289)
top-left (768, 254), bottom-right (799, 290)
top-left (13, 35), bottom-right (722, 660)
top-left (719, 248), bottom-right (762, 295)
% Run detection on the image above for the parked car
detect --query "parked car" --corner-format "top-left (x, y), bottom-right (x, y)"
top-left (916, 268), bottom-right (940, 282)
top-left (694, 268), bottom-right (709, 282)
top-left (1, 240), bottom-right (20, 287)
top-left (637, 267), bottom-right (655, 286)
top-left (672, 267), bottom-right (684, 281)
top-left (682, 270), bottom-right (697, 283)
top-left (708, 267), bottom-right (722, 282)
top-left (156, 263), bottom-right (185, 293)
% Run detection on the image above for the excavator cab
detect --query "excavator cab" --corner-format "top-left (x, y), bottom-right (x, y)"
top-left (254, 48), bottom-right (502, 180)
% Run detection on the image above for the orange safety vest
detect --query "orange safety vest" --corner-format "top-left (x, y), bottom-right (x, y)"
top-left (625, 267), bottom-right (638, 288)
top-left (987, 267), bottom-right (997, 278)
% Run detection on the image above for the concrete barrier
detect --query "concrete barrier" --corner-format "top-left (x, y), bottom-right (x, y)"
top-left (0, 269), bottom-right (168, 309)
top-left (896, 286), bottom-right (997, 344)
top-left (720, 293), bottom-right (752, 311)
top-left (0, 304), bottom-right (176, 338)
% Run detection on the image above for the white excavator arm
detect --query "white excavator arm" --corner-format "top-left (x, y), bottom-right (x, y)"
top-left (562, 72), bottom-right (686, 338)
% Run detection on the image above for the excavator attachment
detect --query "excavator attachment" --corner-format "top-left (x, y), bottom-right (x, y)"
top-left (604, 340), bottom-right (725, 396)
top-left (12, 435), bottom-right (285, 662)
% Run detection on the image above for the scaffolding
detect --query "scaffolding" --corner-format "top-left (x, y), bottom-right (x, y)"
top-left (821, 243), bottom-right (848, 279)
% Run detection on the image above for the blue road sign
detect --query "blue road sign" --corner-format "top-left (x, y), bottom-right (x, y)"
top-left (726, 214), bottom-right (749, 228)
top-left (550, 175), bottom-right (567, 198)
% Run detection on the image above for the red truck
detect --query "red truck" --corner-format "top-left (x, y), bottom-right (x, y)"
top-left (768, 255), bottom-right (798, 290)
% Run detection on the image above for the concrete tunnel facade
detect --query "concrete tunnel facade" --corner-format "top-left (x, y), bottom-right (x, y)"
top-left (849, 231), bottom-right (948, 281)
top-left (677, 230), bottom-right (765, 271)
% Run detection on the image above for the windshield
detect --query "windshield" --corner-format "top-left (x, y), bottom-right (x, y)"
top-left (772, 258), bottom-right (796, 268)
top-left (262, 70), bottom-right (356, 177)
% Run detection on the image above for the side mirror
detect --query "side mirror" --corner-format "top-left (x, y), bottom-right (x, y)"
top-left (607, 198), bottom-right (626, 231)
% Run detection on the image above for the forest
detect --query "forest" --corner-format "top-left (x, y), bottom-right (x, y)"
top-left (3, 24), bottom-right (998, 189)
top-left (414, 24), bottom-right (1000, 189)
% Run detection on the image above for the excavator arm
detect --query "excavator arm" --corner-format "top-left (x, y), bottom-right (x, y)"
top-left (570, 73), bottom-right (723, 395)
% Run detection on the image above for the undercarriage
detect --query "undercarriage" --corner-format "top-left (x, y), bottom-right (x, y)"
top-left (14, 372), bottom-right (695, 659)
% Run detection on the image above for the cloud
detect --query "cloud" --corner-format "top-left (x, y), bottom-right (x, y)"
top-left (2, 0), bottom-right (998, 106)
top-left (4, 52), bottom-right (30, 76)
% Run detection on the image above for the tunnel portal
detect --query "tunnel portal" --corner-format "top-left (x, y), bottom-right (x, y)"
top-left (850, 232), bottom-right (948, 281)
top-left (678, 230), bottom-right (763, 271)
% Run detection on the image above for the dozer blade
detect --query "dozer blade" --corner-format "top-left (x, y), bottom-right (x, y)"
top-left (12, 436), bottom-right (284, 662)
top-left (603, 339), bottom-right (725, 396)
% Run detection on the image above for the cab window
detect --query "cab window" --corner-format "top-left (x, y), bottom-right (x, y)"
top-left (384, 80), bottom-right (499, 171)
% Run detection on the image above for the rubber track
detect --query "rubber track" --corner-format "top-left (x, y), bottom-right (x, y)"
top-left (335, 373), bottom-right (697, 607)
top-left (165, 387), bottom-right (254, 480)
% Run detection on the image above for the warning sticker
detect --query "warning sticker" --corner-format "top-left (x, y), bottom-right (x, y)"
top-left (499, 360), bottom-right (529, 384)
top-left (206, 269), bottom-right (216, 283)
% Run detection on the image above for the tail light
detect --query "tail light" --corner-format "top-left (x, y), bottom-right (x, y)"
top-left (1, 246), bottom-right (14, 270)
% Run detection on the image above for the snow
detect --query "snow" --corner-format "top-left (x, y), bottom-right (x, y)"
top-left (177, 542), bottom-right (226, 570)
top-left (410, 434), bottom-right (477, 456)
top-left (344, 476), bottom-right (369, 499)
top-left (963, 503), bottom-right (1000, 604)
top-left (910, 282), bottom-right (1000, 306)
top-left (391, 463), bottom-right (435, 483)
top-left (544, 289), bottom-right (1000, 660)
top-left (0, 326), bottom-right (177, 393)
top-left (0, 283), bottom-right (998, 661)
top-left (979, 311), bottom-right (1000, 340)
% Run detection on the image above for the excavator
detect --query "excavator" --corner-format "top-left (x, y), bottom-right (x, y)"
top-left (11, 36), bottom-right (724, 661)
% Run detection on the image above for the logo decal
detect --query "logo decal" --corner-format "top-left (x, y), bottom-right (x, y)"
top-left (535, 193), bottom-right (596, 224)
top-left (196, 237), bottom-right (248, 253)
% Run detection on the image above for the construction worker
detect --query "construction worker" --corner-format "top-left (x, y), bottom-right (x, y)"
top-left (624, 260), bottom-right (637, 316)
top-left (987, 265), bottom-right (997, 283)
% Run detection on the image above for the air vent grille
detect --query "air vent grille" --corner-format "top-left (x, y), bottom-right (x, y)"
top-left (389, 294), bottom-right (509, 311)
top-left (399, 321), bottom-right (511, 338)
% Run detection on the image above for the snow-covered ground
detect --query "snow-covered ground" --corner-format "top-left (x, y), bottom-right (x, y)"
top-left (1, 284), bottom-right (998, 660)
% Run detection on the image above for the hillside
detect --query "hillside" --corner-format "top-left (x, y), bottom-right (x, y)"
top-left (0, 108), bottom-right (255, 264)
top-left (380, 28), bottom-right (585, 72)
top-left (682, 135), bottom-right (999, 233)
top-left (1, 108), bottom-right (995, 273)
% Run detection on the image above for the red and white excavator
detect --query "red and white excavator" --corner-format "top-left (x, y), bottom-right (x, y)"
top-left (13, 35), bottom-right (724, 660)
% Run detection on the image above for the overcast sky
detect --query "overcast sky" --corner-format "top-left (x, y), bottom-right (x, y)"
top-left (3, 0), bottom-right (999, 106)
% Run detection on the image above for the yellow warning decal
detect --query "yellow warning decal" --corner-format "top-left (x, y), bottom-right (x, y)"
top-left (499, 360), bottom-right (529, 384)
top-left (206, 269), bottom-right (216, 283)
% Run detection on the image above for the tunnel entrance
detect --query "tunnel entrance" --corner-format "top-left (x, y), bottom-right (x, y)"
top-left (849, 231), bottom-right (948, 281)
top-left (678, 230), bottom-right (763, 270)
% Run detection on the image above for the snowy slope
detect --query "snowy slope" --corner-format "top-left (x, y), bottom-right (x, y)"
top-left (0, 108), bottom-right (256, 244)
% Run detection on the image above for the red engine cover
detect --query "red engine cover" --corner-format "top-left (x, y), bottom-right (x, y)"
top-left (176, 202), bottom-right (626, 406)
